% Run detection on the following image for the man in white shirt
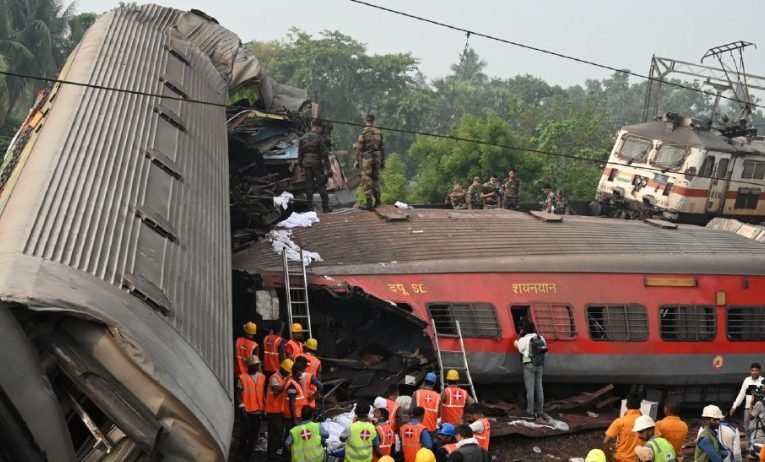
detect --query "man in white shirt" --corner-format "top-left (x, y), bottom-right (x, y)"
top-left (729, 362), bottom-right (764, 444)
top-left (513, 319), bottom-right (547, 419)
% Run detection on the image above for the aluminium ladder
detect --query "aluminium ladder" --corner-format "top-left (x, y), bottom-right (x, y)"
top-left (283, 248), bottom-right (313, 339)
top-left (432, 319), bottom-right (478, 401)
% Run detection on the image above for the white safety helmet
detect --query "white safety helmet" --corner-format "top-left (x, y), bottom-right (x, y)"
top-left (631, 415), bottom-right (655, 432)
top-left (701, 404), bottom-right (725, 419)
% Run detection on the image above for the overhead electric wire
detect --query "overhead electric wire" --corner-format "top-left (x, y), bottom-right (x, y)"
top-left (2, 68), bottom-right (763, 187)
top-left (347, 0), bottom-right (763, 112)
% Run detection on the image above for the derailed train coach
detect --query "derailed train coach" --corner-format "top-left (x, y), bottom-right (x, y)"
top-left (0, 6), bottom-right (295, 461)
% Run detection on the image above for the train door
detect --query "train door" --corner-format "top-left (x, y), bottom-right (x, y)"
top-left (705, 153), bottom-right (730, 214)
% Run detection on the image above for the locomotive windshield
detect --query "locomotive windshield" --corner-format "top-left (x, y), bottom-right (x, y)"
top-left (651, 144), bottom-right (687, 170)
top-left (616, 137), bottom-right (651, 163)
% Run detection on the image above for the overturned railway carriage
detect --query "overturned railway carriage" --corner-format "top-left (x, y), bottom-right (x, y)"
top-left (0, 6), bottom-right (269, 461)
top-left (236, 209), bottom-right (765, 387)
top-left (592, 114), bottom-right (765, 223)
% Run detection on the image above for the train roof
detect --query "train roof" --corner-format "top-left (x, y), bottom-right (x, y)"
top-left (234, 207), bottom-right (765, 276)
top-left (622, 120), bottom-right (765, 155)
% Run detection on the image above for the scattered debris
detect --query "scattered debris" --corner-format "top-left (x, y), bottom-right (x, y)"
top-left (277, 211), bottom-right (321, 229)
top-left (266, 230), bottom-right (323, 264)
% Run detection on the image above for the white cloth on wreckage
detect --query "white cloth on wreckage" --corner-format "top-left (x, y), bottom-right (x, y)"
top-left (267, 229), bottom-right (322, 265)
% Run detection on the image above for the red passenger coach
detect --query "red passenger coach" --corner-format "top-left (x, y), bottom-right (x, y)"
top-left (235, 208), bottom-right (765, 387)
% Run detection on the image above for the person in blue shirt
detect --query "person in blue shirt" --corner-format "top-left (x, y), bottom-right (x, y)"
top-left (696, 405), bottom-right (730, 462)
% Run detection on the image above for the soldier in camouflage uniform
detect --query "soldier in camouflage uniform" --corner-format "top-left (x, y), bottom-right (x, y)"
top-left (541, 183), bottom-right (556, 213)
top-left (553, 188), bottom-right (570, 215)
top-left (447, 181), bottom-right (467, 209)
top-left (467, 177), bottom-right (483, 210)
top-left (502, 168), bottom-right (520, 209)
top-left (298, 119), bottom-right (332, 213)
top-left (481, 175), bottom-right (501, 209)
top-left (354, 115), bottom-right (385, 210)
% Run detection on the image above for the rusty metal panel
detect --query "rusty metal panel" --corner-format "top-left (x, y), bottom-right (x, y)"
top-left (233, 209), bottom-right (765, 276)
top-left (0, 5), bottom-right (247, 458)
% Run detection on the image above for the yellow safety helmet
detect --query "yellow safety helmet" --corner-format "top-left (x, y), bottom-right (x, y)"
top-left (446, 369), bottom-right (460, 381)
top-left (291, 323), bottom-right (303, 334)
top-left (280, 359), bottom-right (294, 373)
top-left (243, 322), bottom-right (257, 335)
top-left (378, 457), bottom-right (395, 462)
top-left (305, 338), bottom-right (318, 351)
top-left (415, 448), bottom-right (436, 462)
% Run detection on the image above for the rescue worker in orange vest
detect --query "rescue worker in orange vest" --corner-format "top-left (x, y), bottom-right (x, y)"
top-left (237, 355), bottom-right (265, 462)
top-left (294, 355), bottom-right (322, 410)
top-left (235, 322), bottom-right (259, 377)
top-left (383, 384), bottom-right (403, 432)
top-left (400, 406), bottom-right (433, 462)
top-left (280, 323), bottom-right (305, 361)
top-left (284, 359), bottom-right (309, 434)
top-left (463, 404), bottom-right (491, 452)
top-left (441, 370), bottom-right (474, 426)
top-left (263, 323), bottom-right (285, 376)
top-left (296, 337), bottom-right (322, 378)
top-left (434, 423), bottom-right (458, 462)
top-left (373, 407), bottom-right (398, 461)
top-left (411, 373), bottom-right (441, 437)
top-left (266, 358), bottom-right (291, 461)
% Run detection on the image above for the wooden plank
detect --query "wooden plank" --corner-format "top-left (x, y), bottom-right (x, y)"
top-left (644, 218), bottom-right (678, 229)
top-left (530, 210), bottom-right (563, 222)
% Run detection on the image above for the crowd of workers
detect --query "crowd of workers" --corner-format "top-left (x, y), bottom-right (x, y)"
top-left (586, 363), bottom-right (765, 462)
top-left (234, 321), bottom-right (491, 462)
top-left (445, 171), bottom-right (570, 215)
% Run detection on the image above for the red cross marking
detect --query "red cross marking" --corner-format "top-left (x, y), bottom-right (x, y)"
top-left (454, 390), bottom-right (463, 401)
top-left (404, 428), bottom-right (415, 439)
top-left (300, 429), bottom-right (313, 441)
top-left (386, 430), bottom-right (394, 439)
top-left (360, 429), bottom-right (372, 441)
top-left (424, 394), bottom-right (433, 403)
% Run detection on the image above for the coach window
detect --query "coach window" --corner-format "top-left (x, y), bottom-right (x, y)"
top-left (734, 188), bottom-right (761, 209)
top-left (586, 304), bottom-right (648, 341)
top-left (699, 156), bottom-right (716, 179)
top-left (727, 306), bottom-right (765, 341)
top-left (742, 160), bottom-right (765, 180)
top-left (427, 303), bottom-right (500, 338)
top-left (512, 303), bottom-right (576, 340)
top-left (659, 305), bottom-right (716, 341)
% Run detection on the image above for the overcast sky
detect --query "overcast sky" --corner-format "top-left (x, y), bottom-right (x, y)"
top-left (75, 0), bottom-right (765, 88)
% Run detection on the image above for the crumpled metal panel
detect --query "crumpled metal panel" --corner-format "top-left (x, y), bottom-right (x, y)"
top-left (233, 208), bottom-right (765, 276)
top-left (0, 4), bottom-right (248, 458)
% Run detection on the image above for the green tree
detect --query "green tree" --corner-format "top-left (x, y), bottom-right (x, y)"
top-left (379, 153), bottom-right (409, 203)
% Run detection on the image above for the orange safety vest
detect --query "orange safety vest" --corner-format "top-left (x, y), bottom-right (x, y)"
top-left (386, 398), bottom-right (400, 432)
top-left (285, 339), bottom-right (304, 359)
top-left (443, 442), bottom-right (457, 454)
top-left (234, 337), bottom-right (258, 376)
top-left (265, 371), bottom-right (287, 414)
top-left (299, 372), bottom-right (318, 408)
top-left (283, 377), bottom-right (308, 419)
top-left (373, 422), bottom-right (395, 461)
top-left (441, 386), bottom-right (468, 425)
top-left (263, 334), bottom-right (283, 373)
top-left (298, 353), bottom-right (322, 377)
top-left (239, 372), bottom-right (265, 413)
top-left (414, 389), bottom-right (441, 432)
top-left (400, 422), bottom-right (426, 462)
top-left (474, 417), bottom-right (491, 450)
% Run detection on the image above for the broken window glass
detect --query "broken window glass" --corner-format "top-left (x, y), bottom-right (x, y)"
top-left (616, 138), bottom-right (651, 163)
top-left (586, 304), bottom-right (648, 341)
top-left (651, 145), bottom-right (687, 170)
top-left (659, 305), bottom-right (715, 341)
top-left (427, 303), bottom-right (500, 338)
